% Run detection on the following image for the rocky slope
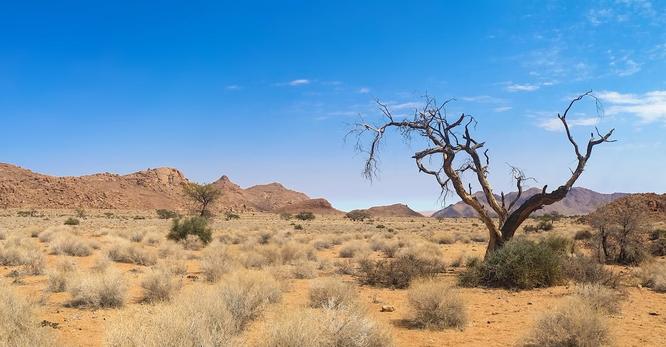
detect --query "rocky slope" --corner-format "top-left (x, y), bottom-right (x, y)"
top-left (432, 187), bottom-right (628, 218)
top-left (351, 203), bottom-right (423, 218)
top-left (0, 163), bottom-right (316, 213)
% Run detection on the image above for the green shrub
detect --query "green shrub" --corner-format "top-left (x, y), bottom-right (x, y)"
top-left (294, 211), bottom-right (315, 221)
top-left (651, 238), bottom-right (666, 256)
top-left (536, 220), bottom-right (554, 231)
top-left (279, 213), bottom-right (292, 220)
top-left (156, 209), bottom-right (178, 219)
top-left (293, 224), bottom-right (303, 230)
top-left (459, 238), bottom-right (564, 289)
top-left (168, 217), bottom-right (212, 245)
top-left (64, 217), bottom-right (80, 226)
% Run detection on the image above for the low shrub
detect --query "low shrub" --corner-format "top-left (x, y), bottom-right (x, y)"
top-left (50, 236), bottom-right (92, 257)
top-left (309, 278), bottom-right (357, 309)
top-left (338, 241), bottom-right (367, 258)
top-left (105, 286), bottom-right (238, 347)
top-left (295, 211), bottom-right (315, 221)
top-left (279, 212), bottom-right (292, 220)
top-left (292, 260), bottom-right (317, 279)
top-left (459, 238), bottom-right (564, 289)
top-left (521, 298), bottom-right (609, 347)
top-left (408, 279), bottom-right (467, 330)
top-left (573, 284), bottom-right (621, 315)
top-left (562, 256), bottom-right (618, 286)
top-left (168, 216), bottom-right (212, 245)
top-left (156, 209), bottom-right (178, 219)
top-left (224, 212), bottom-right (240, 221)
top-left (64, 217), bottom-right (80, 226)
top-left (217, 270), bottom-right (282, 332)
top-left (107, 241), bottom-right (157, 266)
top-left (357, 253), bottom-right (443, 289)
top-left (638, 262), bottom-right (666, 292)
top-left (47, 259), bottom-right (78, 292)
top-left (141, 268), bottom-right (181, 303)
top-left (67, 270), bottom-right (127, 308)
top-left (260, 306), bottom-right (394, 347)
top-left (0, 284), bottom-right (51, 346)
top-left (201, 245), bottom-right (234, 282)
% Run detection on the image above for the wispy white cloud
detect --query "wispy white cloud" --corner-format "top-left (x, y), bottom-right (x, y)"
top-left (460, 95), bottom-right (506, 103)
top-left (494, 106), bottom-right (513, 112)
top-left (390, 101), bottom-right (422, 110)
top-left (358, 87), bottom-right (370, 94)
top-left (225, 85), bottom-right (241, 91)
top-left (597, 90), bottom-right (666, 123)
top-left (288, 79), bottom-right (310, 86)
top-left (505, 82), bottom-right (540, 92)
top-left (538, 116), bottom-right (600, 132)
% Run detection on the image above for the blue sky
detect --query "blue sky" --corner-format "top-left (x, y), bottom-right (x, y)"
top-left (1, 1), bottom-right (665, 211)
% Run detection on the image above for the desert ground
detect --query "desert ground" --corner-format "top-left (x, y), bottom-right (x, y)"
top-left (0, 209), bottom-right (664, 347)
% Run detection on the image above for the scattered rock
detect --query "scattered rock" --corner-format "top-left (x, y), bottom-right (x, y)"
top-left (648, 312), bottom-right (660, 316)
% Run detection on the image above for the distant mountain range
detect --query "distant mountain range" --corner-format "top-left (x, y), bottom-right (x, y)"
top-left (0, 163), bottom-right (335, 214)
top-left (432, 187), bottom-right (628, 218)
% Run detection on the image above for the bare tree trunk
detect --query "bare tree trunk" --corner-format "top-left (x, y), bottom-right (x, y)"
top-left (485, 232), bottom-right (504, 259)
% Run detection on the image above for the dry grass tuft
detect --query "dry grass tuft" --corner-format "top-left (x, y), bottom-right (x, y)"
top-left (309, 277), bottom-right (357, 309)
top-left (522, 298), bottom-right (610, 347)
top-left (0, 284), bottom-right (51, 346)
top-left (67, 269), bottom-right (127, 308)
top-left (408, 279), bottom-right (467, 330)
top-left (638, 262), bottom-right (666, 292)
top-left (573, 284), bottom-right (621, 314)
top-left (140, 268), bottom-right (181, 303)
top-left (107, 240), bottom-right (157, 266)
top-left (260, 305), bottom-right (394, 347)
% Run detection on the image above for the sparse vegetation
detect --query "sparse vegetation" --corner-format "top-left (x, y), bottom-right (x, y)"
top-left (183, 182), bottom-right (221, 217)
top-left (309, 278), bottom-right (357, 309)
top-left (408, 279), bottom-right (467, 330)
top-left (295, 211), bottom-right (315, 221)
top-left (346, 210), bottom-right (371, 221)
top-left (168, 216), bottom-right (212, 245)
top-left (64, 217), bottom-right (80, 225)
top-left (156, 209), bottom-right (178, 219)
top-left (0, 284), bottom-right (51, 346)
top-left (67, 270), bottom-right (127, 308)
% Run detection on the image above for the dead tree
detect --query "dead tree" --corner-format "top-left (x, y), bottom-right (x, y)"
top-left (352, 91), bottom-right (614, 257)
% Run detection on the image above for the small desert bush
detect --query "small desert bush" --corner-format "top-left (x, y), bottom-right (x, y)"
top-left (47, 259), bottom-right (78, 292)
top-left (431, 232), bottom-right (455, 245)
top-left (562, 256), bottom-right (618, 286)
top-left (295, 211), bottom-right (315, 221)
top-left (106, 286), bottom-right (238, 347)
top-left (107, 241), bottom-right (157, 266)
top-left (637, 262), bottom-right (666, 292)
top-left (217, 270), bottom-right (282, 331)
top-left (141, 268), bottom-right (181, 303)
top-left (338, 241), bottom-right (367, 258)
top-left (292, 260), bottom-right (317, 279)
top-left (129, 230), bottom-right (145, 242)
top-left (357, 253), bottom-right (443, 289)
top-left (0, 284), bottom-right (51, 346)
top-left (408, 279), bottom-right (467, 330)
top-left (459, 238), bottom-right (564, 289)
top-left (521, 298), bottom-right (609, 347)
top-left (201, 245), bottom-right (235, 282)
top-left (156, 209), bottom-right (178, 219)
top-left (64, 217), bottom-right (80, 225)
top-left (573, 284), bottom-right (621, 314)
top-left (67, 270), bottom-right (127, 308)
top-left (0, 240), bottom-right (45, 274)
top-left (168, 216), bottom-right (212, 245)
top-left (143, 231), bottom-right (162, 246)
top-left (50, 236), bottom-right (92, 256)
top-left (309, 278), bottom-right (357, 309)
top-left (260, 305), bottom-right (393, 347)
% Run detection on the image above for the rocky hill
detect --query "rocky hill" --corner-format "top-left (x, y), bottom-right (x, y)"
top-left (351, 203), bottom-right (423, 218)
top-left (0, 163), bottom-right (315, 213)
top-left (590, 193), bottom-right (666, 221)
top-left (275, 198), bottom-right (343, 215)
top-left (432, 187), bottom-right (627, 218)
